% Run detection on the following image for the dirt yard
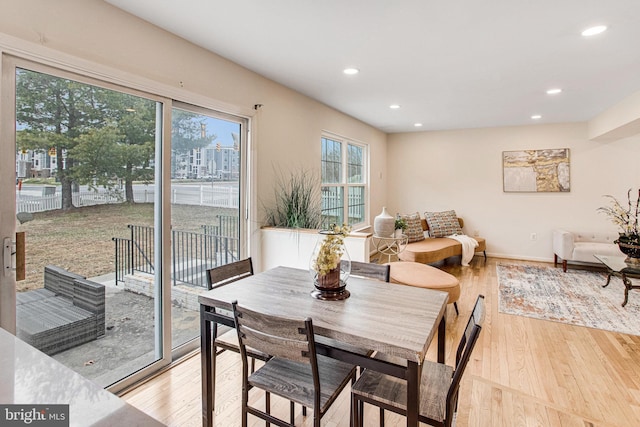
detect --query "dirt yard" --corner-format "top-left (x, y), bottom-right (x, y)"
top-left (16, 203), bottom-right (237, 291)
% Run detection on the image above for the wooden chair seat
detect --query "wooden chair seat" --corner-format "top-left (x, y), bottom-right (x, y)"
top-left (351, 358), bottom-right (453, 422)
top-left (248, 355), bottom-right (356, 412)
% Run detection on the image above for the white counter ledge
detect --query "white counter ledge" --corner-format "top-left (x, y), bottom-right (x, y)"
top-left (0, 327), bottom-right (164, 426)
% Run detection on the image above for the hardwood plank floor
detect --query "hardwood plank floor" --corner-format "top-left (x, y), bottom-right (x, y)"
top-left (122, 257), bottom-right (640, 426)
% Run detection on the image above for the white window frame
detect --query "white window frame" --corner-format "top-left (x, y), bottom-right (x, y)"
top-left (321, 133), bottom-right (368, 229)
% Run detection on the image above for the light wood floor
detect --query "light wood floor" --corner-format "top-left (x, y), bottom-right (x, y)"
top-left (122, 257), bottom-right (640, 426)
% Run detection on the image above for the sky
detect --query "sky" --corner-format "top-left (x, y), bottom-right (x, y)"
top-left (204, 116), bottom-right (241, 147)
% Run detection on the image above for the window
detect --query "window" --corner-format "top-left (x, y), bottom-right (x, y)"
top-left (321, 135), bottom-right (367, 227)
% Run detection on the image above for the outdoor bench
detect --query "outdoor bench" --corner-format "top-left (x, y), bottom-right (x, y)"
top-left (16, 266), bottom-right (105, 355)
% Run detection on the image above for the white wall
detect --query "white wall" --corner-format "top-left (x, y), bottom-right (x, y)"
top-left (387, 122), bottom-right (640, 261)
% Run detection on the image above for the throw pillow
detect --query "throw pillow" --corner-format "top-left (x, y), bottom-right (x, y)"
top-left (424, 210), bottom-right (463, 237)
top-left (399, 212), bottom-right (425, 243)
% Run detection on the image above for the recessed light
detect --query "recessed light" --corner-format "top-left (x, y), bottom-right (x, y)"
top-left (414, 123), bottom-right (423, 127)
top-left (531, 115), bottom-right (542, 120)
top-left (343, 68), bottom-right (359, 75)
top-left (546, 88), bottom-right (562, 95)
top-left (389, 104), bottom-right (400, 109)
top-left (581, 25), bottom-right (607, 37)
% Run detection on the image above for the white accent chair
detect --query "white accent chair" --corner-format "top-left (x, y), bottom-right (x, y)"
top-left (553, 229), bottom-right (623, 272)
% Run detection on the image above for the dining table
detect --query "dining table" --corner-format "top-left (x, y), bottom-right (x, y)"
top-left (199, 265), bottom-right (448, 427)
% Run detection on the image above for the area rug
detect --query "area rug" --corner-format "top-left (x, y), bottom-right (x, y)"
top-left (496, 263), bottom-right (640, 336)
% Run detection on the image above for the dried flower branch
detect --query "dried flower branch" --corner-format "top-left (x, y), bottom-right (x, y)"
top-left (311, 224), bottom-right (351, 276)
top-left (597, 188), bottom-right (640, 238)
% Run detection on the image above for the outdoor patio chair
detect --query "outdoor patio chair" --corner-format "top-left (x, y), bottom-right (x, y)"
top-left (206, 258), bottom-right (270, 405)
top-left (232, 301), bottom-right (357, 427)
top-left (350, 294), bottom-right (485, 427)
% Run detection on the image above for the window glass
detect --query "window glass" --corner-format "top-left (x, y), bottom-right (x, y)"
top-left (347, 144), bottom-right (363, 184)
top-left (321, 137), bottom-right (341, 184)
top-left (348, 185), bottom-right (365, 225)
top-left (321, 135), bottom-right (367, 228)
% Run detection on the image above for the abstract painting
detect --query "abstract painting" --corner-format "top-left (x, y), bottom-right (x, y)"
top-left (502, 148), bottom-right (570, 192)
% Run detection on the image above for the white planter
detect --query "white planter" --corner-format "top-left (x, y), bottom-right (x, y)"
top-left (260, 227), bottom-right (370, 272)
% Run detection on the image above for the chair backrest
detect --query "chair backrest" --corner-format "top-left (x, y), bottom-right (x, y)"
top-left (342, 260), bottom-right (390, 282)
top-left (232, 301), bottom-right (321, 397)
top-left (206, 258), bottom-right (253, 290)
top-left (447, 294), bottom-right (485, 403)
top-left (232, 301), bottom-right (315, 363)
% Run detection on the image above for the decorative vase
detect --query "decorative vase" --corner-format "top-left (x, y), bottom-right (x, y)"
top-left (374, 207), bottom-right (395, 237)
top-left (615, 235), bottom-right (640, 264)
top-left (309, 229), bottom-right (351, 300)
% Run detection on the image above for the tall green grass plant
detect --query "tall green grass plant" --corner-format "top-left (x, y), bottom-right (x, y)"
top-left (263, 167), bottom-right (322, 229)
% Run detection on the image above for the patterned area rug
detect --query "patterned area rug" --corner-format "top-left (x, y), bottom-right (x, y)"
top-left (497, 263), bottom-right (640, 336)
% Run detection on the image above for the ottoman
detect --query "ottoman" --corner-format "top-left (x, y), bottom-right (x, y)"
top-left (387, 261), bottom-right (460, 315)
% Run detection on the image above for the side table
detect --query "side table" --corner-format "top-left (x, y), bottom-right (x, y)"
top-left (372, 234), bottom-right (408, 263)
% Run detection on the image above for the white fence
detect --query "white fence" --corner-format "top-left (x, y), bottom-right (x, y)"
top-left (16, 185), bottom-right (239, 213)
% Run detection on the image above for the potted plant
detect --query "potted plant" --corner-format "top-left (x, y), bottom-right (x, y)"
top-left (597, 188), bottom-right (640, 262)
top-left (394, 217), bottom-right (408, 238)
top-left (262, 167), bottom-right (322, 229)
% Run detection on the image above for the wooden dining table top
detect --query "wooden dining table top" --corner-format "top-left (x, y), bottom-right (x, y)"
top-left (198, 265), bottom-right (448, 364)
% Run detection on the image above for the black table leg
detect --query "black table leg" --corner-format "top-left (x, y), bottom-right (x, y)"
top-left (406, 361), bottom-right (421, 427)
top-left (622, 274), bottom-right (631, 307)
top-left (603, 271), bottom-right (613, 288)
top-left (201, 305), bottom-right (213, 427)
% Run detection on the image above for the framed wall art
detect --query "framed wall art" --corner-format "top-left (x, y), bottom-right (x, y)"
top-left (502, 148), bottom-right (570, 192)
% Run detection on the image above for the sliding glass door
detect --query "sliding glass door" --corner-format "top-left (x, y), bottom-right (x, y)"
top-left (8, 60), bottom-right (168, 388)
top-left (0, 54), bottom-right (250, 390)
top-left (170, 103), bottom-right (245, 352)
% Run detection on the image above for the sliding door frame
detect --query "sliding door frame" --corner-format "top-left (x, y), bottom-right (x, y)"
top-left (0, 42), bottom-right (254, 392)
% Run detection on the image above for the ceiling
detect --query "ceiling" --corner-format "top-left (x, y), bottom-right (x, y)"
top-left (105, 0), bottom-right (640, 133)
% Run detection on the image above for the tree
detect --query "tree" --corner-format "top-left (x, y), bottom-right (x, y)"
top-left (17, 68), bottom-right (219, 208)
top-left (17, 69), bottom-right (158, 205)
top-left (16, 68), bottom-right (104, 209)
top-left (72, 93), bottom-right (156, 202)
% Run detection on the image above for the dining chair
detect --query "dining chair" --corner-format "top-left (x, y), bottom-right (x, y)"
top-left (350, 294), bottom-right (486, 427)
top-left (205, 258), bottom-right (270, 407)
top-left (232, 301), bottom-right (358, 427)
top-left (345, 260), bottom-right (391, 282)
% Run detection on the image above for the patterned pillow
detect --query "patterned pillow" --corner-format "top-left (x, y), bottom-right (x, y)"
top-left (399, 212), bottom-right (425, 243)
top-left (424, 210), bottom-right (463, 237)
